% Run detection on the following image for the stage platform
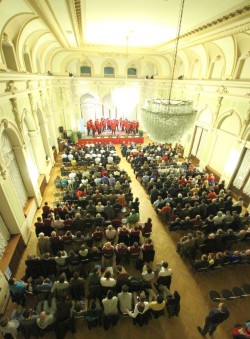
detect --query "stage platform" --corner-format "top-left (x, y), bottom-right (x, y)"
top-left (78, 136), bottom-right (144, 145)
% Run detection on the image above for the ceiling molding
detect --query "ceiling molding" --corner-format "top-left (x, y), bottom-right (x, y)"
top-left (157, 5), bottom-right (250, 54)
top-left (44, 0), bottom-right (70, 48)
top-left (72, 0), bottom-right (84, 46)
top-left (182, 5), bottom-right (250, 39)
top-left (68, 0), bottom-right (81, 47)
top-left (25, 0), bottom-right (69, 48)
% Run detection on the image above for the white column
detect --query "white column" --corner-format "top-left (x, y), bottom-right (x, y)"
top-left (29, 130), bottom-right (47, 174)
top-left (39, 121), bottom-right (54, 163)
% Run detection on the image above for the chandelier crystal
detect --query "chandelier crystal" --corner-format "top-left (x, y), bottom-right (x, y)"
top-left (142, 98), bottom-right (197, 143)
top-left (141, 0), bottom-right (197, 143)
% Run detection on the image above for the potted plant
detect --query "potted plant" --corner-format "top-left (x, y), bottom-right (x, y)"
top-left (139, 130), bottom-right (144, 137)
top-left (68, 130), bottom-right (78, 144)
top-left (77, 131), bottom-right (82, 139)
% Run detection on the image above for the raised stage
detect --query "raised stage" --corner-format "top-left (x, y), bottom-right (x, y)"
top-left (78, 136), bottom-right (144, 145)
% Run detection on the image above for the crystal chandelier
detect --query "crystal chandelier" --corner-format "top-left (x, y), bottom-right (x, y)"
top-left (142, 98), bottom-right (196, 142)
top-left (141, 0), bottom-right (197, 143)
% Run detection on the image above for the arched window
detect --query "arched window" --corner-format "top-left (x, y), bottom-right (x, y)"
top-left (2, 34), bottom-right (18, 71)
top-left (104, 66), bottom-right (115, 77)
top-left (80, 94), bottom-right (97, 121)
top-left (23, 52), bottom-right (32, 73)
top-left (1, 131), bottom-right (28, 207)
top-left (127, 67), bottom-right (137, 78)
top-left (80, 65), bottom-right (91, 76)
top-left (209, 55), bottom-right (224, 80)
top-left (237, 57), bottom-right (250, 80)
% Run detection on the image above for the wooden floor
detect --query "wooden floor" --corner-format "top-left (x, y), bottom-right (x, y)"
top-left (9, 141), bottom-right (250, 339)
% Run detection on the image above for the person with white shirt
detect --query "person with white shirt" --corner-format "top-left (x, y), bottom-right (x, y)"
top-left (158, 261), bottom-right (173, 277)
top-left (95, 155), bottom-right (101, 164)
top-left (51, 274), bottom-right (69, 298)
top-left (81, 176), bottom-right (88, 186)
top-left (102, 290), bottom-right (119, 330)
top-left (68, 170), bottom-right (76, 180)
top-left (105, 225), bottom-right (117, 242)
top-left (68, 153), bottom-right (74, 161)
top-left (36, 298), bottom-right (57, 330)
top-left (61, 153), bottom-right (68, 160)
top-left (107, 155), bottom-right (113, 164)
top-left (142, 264), bottom-right (156, 302)
top-left (156, 262), bottom-right (172, 299)
top-left (118, 285), bottom-right (132, 313)
top-left (100, 269), bottom-right (116, 288)
top-left (0, 317), bottom-right (19, 339)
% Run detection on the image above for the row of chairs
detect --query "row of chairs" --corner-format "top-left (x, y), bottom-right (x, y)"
top-left (209, 284), bottom-right (250, 301)
top-left (193, 257), bottom-right (250, 273)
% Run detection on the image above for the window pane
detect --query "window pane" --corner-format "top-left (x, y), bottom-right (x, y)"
top-left (104, 66), bottom-right (114, 75)
top-left (127, 67), bottom-right (137, 76)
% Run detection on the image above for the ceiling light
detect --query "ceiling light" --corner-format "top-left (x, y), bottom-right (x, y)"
top-left (141, 0), bottom-right (197, 143)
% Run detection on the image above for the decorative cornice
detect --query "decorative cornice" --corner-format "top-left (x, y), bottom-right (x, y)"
top-left (73, 0), bottom-right (83, 45)
top-left (157, 5), bottom-right (250, 53)
top-left (68, 0), bottom-right (81, 47)
top-left (182, 5), bottom-right (250, 39)
top-left (5, 81), bottom-right (17, 94)
top-left (216, 85), bottom-right (229, 95)
top-left (26, 80), bottom-right (33, 90)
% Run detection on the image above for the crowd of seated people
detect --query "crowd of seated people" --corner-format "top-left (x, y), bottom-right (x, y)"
top-left (0, 142), bottom-right (185, 337)
top-left (176, 226), bottom-right (250, 256)
top-left (123, 142), bottom-right (249, 231)
top-left (191, 249), bottom-right (250, 272)
top-left (59, 141), bottom-right (121, 169)
top-left (122, 142), bottom-right (250, 273)
top-left (123, 142), bottom-right (247, 230)
top-left (5, 246), bottom-right (180, 336)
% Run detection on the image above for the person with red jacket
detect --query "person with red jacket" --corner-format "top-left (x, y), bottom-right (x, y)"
top-left (96, 121), bottom-right (102, 135)
top-left (125, 121), bottom-right (131, 134)
top-left (111, 120), bottom-right (116, 135)
top-left (119, 118), bottom-right (123, 131)
top-left (87, 120), bottom-right (91, 136)
top-left (121, 119), bottom-right (125, 131)
top-left (101, 118), bottom-right (106, 132)
top-left (131, 121), bottom-right (136, 134)
top-left (107, 119), bottom-right (111, 131)
top-left (135, 121), bottom-right (139, 134)
top-left (92, 124), bottom-right (96, 137)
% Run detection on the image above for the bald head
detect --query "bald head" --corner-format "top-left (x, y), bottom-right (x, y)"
top-left (39, 311), bottom-right (46, 321)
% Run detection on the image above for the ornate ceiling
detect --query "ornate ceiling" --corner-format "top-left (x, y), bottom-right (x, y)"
top-left (24, 0), bottom-right (250, 49)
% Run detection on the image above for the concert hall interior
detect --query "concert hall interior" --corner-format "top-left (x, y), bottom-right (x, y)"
top-left (0, 0), bottom-right (250, 338)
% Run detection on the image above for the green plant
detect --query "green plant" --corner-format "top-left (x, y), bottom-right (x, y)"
top-left (77, 131), bottom-right (82, 138)
top-left (68, 130), bottom-right (78, 144)
top-left (139, 130), bottom-right (144, 136)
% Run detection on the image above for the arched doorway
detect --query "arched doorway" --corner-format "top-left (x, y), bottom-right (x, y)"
top-left (80, 94), bottom-right (98, 123)
top-left (102, 93), bottom-right (116, 119)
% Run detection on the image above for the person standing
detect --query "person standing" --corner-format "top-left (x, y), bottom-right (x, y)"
top-left (0, 316), bottom-right (20, 338)
top-left (197, 302), bottom-right (230, 336)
